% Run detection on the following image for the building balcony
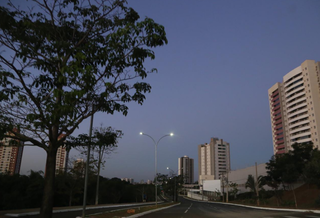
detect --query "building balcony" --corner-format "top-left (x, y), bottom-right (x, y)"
top-left (287, 101), bottom-right (307, 114)
top-left (276, 139), bottom-right (284, 145)
top-left (271, 92), bottom-right (279, 98)
top-left (284, 75), bottom-right (303, 89)
top-left (290, 125), bottom-right (310, 135)
top-left (275, 119), bottom-right (283, 125)
top-left (274, 129), bottom-right (283, 135)
top-left (272, 105), bottom-right (281, 111)
top-left (276, 145), bottom-right (285, 150)
top-left (273, 115), bottom-right (282, 121)
top-left (296, 137), bottom-right (312, 144)
top-left (274, 124), bottom-right (282, 130)
top-left (289, 119), bottom-right (309, 129)
top-left (290, 131), bottom-right (311, 140)
top-left (287, 108), bottom-right (308, 120)
top-left (286, 94), bottom-right (306, 108)
top-left (276, 150), bottom-right (286, 155)
top-left (285, 85), bottom-right (304, 98)
top-left (272, 100), bottom-right (280, 107)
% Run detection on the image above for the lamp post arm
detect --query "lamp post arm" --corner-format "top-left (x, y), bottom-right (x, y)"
top-left (156, 134), bottom-right (170, 146)
top-left (141, 133), bottom-right (156, 145)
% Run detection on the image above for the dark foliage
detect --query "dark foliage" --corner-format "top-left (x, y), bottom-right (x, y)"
top-left (0, 171), bottom-right (155, 210)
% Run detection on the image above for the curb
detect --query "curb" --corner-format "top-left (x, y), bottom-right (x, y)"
top-left (126, 203), bottom-right (180, 218)
top-left (4, 202), bottom-right (161, 217)
top-left (184, 197), bottom-right (320, 213)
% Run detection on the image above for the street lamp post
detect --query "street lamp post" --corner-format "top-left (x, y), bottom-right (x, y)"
top-left (140, 132), bottom-right (173, 207)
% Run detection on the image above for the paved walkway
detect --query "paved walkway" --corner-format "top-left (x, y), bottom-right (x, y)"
top-left (0, 202), bottom-right (157, 217)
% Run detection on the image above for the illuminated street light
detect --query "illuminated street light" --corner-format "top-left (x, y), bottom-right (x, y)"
top-left (140, 132), bottom-right (174, 206)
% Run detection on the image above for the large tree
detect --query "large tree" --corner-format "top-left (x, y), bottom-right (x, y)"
top-left (265, 142), bottom-right (315, 208)
top-left (69, 125), bottom-right (123, 205)
top-left (0, 0), bottom-right (167, 217)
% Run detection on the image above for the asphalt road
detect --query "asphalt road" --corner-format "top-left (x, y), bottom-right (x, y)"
top-left (141, 197), bottom-right (320, 218)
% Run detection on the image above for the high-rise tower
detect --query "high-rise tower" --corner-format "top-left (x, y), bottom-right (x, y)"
top-left (0, 131), bottom-right (24, 175)
top-left (268, 60), bottom-right (320, 154)
top-left (178, 155), bottom-right (194, 184)
top-left (55, 134), bottom-right (69, 174)
top-left (198, 137), bottom-right (230, 184)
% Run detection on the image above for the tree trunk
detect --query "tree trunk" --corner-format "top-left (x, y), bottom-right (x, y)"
top-left (292, 185), bottom-right (298, 208)
top-left (69, 190), bottom-right (73, 206)
top-left (40, 148), bottom-right (57, 218)
top-left (95, 149), bottom-right (102, 205)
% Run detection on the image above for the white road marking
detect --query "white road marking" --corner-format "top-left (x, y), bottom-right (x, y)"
top-left (184, 203), bottom-right (193, 214)
top-left (283, 216), bottom-right (298, 218)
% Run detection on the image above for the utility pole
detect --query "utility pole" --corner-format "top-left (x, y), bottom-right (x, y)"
top-left (226, 170), bottom-right (229, 203)
top-left (202, 179), bottom-right (204, 201)
top-left (82, 109), bottom-right (94, 218)
top-left (255, 162), bottom-right (260, 206)
top-left (221, 173), bottom-right (225, 202)
top-left (174, 176), bottom-right (177, 202)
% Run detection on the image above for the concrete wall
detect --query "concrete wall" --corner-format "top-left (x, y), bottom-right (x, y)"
top-left (187, 191), bottom-right (208, 201)
top-left (203, 179), bottom-right (221, 192)
top-left (228, 163), bottom-right (269, 194)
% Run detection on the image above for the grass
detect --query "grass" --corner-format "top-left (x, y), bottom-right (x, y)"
top-left (88, 202), bottom-right (178, 218)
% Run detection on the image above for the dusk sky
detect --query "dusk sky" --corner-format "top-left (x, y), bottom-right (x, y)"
top-left (5, 0), bottom-right (320, 182)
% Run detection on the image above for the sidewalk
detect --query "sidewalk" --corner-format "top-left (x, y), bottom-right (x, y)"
top-left (0, 202), bottom-right (157, 217)
top-left (184, 196), bottom-right (320, 214)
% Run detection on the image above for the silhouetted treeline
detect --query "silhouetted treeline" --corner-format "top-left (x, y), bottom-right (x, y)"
top-left (0, 171), bottom-right (155, 210)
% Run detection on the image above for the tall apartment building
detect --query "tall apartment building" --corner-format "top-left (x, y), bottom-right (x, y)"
top-left (51, 134), bottom-right (69, 174)
top-left (198, 137), bottom-right (230, 184)
top-left (178, 155), bottom-right (194, 184)
top-left (268, 60), bottom-right (320, 155)
top-left (0, 133), bottom-right (24, 175)
top-left (55, 146), bottom-right (69, 174)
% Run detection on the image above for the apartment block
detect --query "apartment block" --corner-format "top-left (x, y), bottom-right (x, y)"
top-left (55, 145), bottom-right (69, 174)
top-left (0, 135), bottom-right (24, 175)
top-left (178, 155), bottom-right (194, 184)
top-left (47, 134), bottom-right (69, 175)
top-left (268, 60), bottom-right (320, 155)
top-left (198, 138), bottom-right (231, 184)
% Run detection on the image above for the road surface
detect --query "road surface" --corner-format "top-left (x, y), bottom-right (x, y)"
top-left (141, 197), bottom-right (320, 218)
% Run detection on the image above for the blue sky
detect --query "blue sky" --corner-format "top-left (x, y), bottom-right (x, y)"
top-left (7, 0), bottom-right (320, 182)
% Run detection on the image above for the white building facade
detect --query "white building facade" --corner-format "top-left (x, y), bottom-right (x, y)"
top-left (198, 138), bottom-right (230, 184)
top-left (268, 60), bottom-right (320, 154)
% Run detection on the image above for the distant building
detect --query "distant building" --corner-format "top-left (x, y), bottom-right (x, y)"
top-left (178, 155), bottom-right (194, 184)
top-left (121, 178), bottom-right (134, 184)
top-left (268, 60), bottom-right (320, 155)
top-left (0, 133), bottom-right (24, 175)
top-left (55, 134), bottom-right (69, 174)
top-left (147, 179), bottom-right (152, 184)
top-left (198, 138), bottom-right (231, 184)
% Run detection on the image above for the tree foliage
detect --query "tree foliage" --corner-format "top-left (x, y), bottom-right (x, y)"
top-left (265, 142), bottom-right (315, 208)
top-left (0, 170), bottom-right (155, 209)
top-left (245, 174), bottom-right (265, 194)
top-left (229, 182), bottom-right (239, 199)
top-left (69, 125), bottom-right (123, 205)
top-left (304, 150), bottom-right (320, 188)
top-left (0, 0), bottom-right (167, 217)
